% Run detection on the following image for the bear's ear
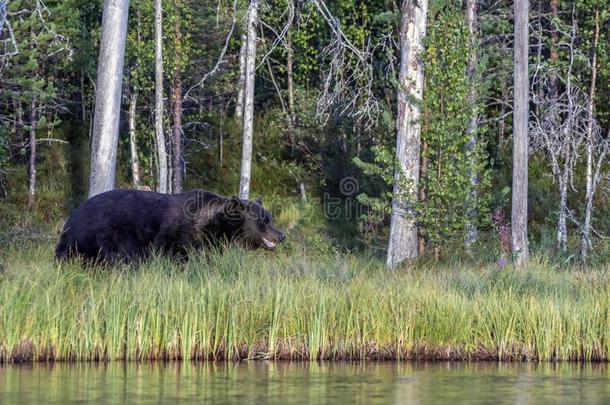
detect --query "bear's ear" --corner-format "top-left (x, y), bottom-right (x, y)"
top-left (255, 196), bottom-right (263, 205)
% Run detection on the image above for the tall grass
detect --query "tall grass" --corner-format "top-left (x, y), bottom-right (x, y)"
top-left (0, 242), bottom-right (609, 362)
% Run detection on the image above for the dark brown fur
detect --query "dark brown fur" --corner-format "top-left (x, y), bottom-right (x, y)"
top-left (55, 189), bottom-right (285, 263)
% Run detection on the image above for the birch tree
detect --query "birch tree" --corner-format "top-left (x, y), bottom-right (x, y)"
top-left (128, 92), bottom-right (140, 187)
top-left (235, 34), bottom-right (247, 120)
top-left (238, 0), bottom-right (259, 199)
top-left (89, 0), bottom-right (130, 197)
top-left (171, 0), bottom-right (184, 194)
top-left (464, 0), bottom-right (479, 250)
top-left (581, 5), bottom-right (609, 258)
top-left (154, 0), bottom-right (168, 194)
top-left (511, 0), bottom-right (529, 267)
top-left (386, 0), bottom-right (428, 268)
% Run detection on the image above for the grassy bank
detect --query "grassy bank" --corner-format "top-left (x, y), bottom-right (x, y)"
top-left (0, 242), bottom-right (609, 363)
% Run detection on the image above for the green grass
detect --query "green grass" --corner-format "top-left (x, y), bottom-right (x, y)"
top-left (0, 241), bottom-right (609, 363)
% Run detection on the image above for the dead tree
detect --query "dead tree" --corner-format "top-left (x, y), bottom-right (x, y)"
top-left (89, 0), bottom-right (130, 197)
top-left (154, 0), bottom-right (168, 194)
top-left (581, 5), bottom-right (608, 258)
top-left (238, 0), bottom-right (259, 199)
top-left (464, 0), bottom-right (479, 251)
top-left (530, 8), bottom-right (589, 253)
top-left (512, 0), bottom-right (530, 267)
top-left (128, 92), bottom-right (140, 188)
top-left (386, 0), bottom-right (429, 268)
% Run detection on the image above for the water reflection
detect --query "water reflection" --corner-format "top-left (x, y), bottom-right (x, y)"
top-left (1, 362), bottom-right (608, 404)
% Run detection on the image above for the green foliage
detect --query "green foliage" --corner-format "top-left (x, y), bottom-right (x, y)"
top-left (420, 7), bottom-right (491, 250)
top-left (0, 0), bottom-right (78, 130)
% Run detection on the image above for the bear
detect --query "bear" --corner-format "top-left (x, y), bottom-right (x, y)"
top-left (55, 188), bottom-right (286, 263)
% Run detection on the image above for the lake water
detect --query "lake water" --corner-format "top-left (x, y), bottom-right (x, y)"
top-left (1, 362), bottom-right (608, 404)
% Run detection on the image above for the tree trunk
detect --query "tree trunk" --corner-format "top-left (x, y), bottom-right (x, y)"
top-left (464, 0), bottom-right (479, 250)
top-left (286, 32), bottom-right (295, 127)
top-left (171, 3), bottom-right (184, 194)
top-left (238, 0), bottom-right (259, 200)
top-left (511, 0), bottom-right (530, 267)
top-left (80, 66), bottom-right (86, 122)
top-left (235, 34), bottom-right (247, 120)
top-left (386, 0), bottom-right (428, 268)
top-left (172, 73), bottom-right (183, 193)
top-left (557, 158), bottom-right (569, 251)
top-left (13, 98), bottom-right (25, 153)
top-left (581, 6), bottom-right (599, 258)
top-left (128, 92), bottom-right (141, 188)
top-left (28, 101), bottom-right (37, 208)
top-left (155, 0), bottom-right (168, 194)
top-left (88, 0), bottom-right (130, 198)
top-left (549, 0), bottom-right (559, 101)
top-left (219, 109), bottom-right (224, 166)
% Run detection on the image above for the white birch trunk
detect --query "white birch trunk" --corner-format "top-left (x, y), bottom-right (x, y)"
top-left (386, 0), bottom-right (428, 268)
top-left (557, 160), bottom-right (569, 251)
top-left (88, 0), bottom-right (130, 198)
top-left (238, 0), bottom-right (259, 200)
top-left (128, 92), bottom-right (141, 188)
top-left (512, 0), bottom-right (530, 267)
top-left (235, 34), bottom-right (247, 120)
top-left (155, 0), bottom-right (168, 194)
top-left (581, 6), bottom-right (599, 258)
top-left (28, 101), bottom-right (37, 208)
top-left (464, 0), bottom-right (479, 250)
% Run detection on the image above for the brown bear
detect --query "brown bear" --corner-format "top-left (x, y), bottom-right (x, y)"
top-left (55, 189), bottom-right (285, 263)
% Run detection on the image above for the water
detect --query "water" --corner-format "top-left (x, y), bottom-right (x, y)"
top-left (1, 362), bottom-right (608, 404)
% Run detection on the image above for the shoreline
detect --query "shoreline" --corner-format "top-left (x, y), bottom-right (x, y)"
top-left (2, 244), bottom-right (609, 366)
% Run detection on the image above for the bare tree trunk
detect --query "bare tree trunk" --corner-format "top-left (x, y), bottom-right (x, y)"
top-left (464, 0), bottom-right (479, 251)
top-left (549, 0), bottom-right (559, 101)
top-left (88, 0), bottom-right (130, 198)
top-left (235, 34), bottom-right (247, 120)
top-left (172, 74), bottom-right (183, 193)
top-left (219, 108), bottom-right (224, 166)
top-left (286, 32), bottom-right (295, 127)
top-left (28, 101), bottom-right (37, 208)
top-left (581, 6), bottom-right (599, 258)
top-left (171, 2), bottom-right (184, 194)
top-left (155, 0), bottom-right (168, 194)
top-left (512, 0), bottom-right (530, 267)
top-left (238, 0), bottom-right (259, 200)
top-left (557, 157), bottom-right (569, 251)
top-left (128, 92), bottom-right (141, 188)
top-left (498, 87), bottom-right (508, 156)
top-left (386, 0), bottom-right (428, 268)
top-left (80, 66), bottom-right (86, 122)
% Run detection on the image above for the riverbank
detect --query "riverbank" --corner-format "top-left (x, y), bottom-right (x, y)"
top-left (1, 242), bottom-right (609, 363)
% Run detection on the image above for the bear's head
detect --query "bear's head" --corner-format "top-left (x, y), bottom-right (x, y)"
top-left (224, 196), bottom-right (286, 251)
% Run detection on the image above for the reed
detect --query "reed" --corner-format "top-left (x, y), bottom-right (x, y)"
top-left (0, 242), bottom-right (609, 362)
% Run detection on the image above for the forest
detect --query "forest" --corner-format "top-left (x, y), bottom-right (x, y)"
top-left (0, 0), bottom-right (609, 362)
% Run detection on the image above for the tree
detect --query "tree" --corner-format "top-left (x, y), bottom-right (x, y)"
top-left (581, 4), bottom-right (609, 258)
top-left (235, 33), bottom-right (247, 120)
top-left (464, 0), bottom-right (479, 250)
top-left (238, 0), bottom-right (259, 200)
top-left (154, 0), bottom-right (168, 194)
top-left (511, 0), bottom-right (529, 267)
top-left (89, 0), bottom-right (130, 197)
top-left (1, 1), bottom-right (75, 205)
top-left (386, 0), bottom-right (428, 268)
